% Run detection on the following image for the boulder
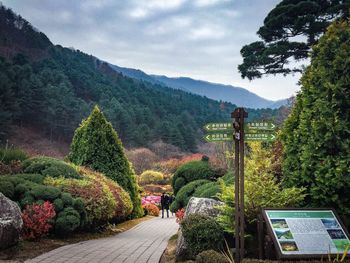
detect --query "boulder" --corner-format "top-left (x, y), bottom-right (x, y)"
top-left (175, 197), bottom-right (223, 261)
top-left (0, 192), bottom-right (23, 249)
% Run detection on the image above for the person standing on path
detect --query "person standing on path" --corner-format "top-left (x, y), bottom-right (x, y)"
top-left (161, 192), bottom-right (170, 218)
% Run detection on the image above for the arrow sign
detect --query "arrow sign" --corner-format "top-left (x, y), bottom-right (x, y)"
top-left (245, 133), bottom-right (276, 142)
top-left (204, 122), bottom-right (233, 132)
top-left (245, 122), bottom-right (276, 131)
top-left (204, 132), bottom-right (233, 142)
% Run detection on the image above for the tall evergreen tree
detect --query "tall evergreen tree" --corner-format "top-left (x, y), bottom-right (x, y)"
top-left (281, 20), bottom-right (350, 215)
top-left (69, 105), bottom-right (143, 218)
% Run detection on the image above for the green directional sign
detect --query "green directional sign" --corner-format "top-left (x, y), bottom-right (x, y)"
top-left (204, 122), bottom-right (233, 132)
top-left (245, 133), bottom-right (276, 142)
top-left (204, 132), bottom-right (233, 142)
top-left (245, 122), bottom-right (276, 131)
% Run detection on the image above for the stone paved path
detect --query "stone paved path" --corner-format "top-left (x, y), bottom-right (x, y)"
top-left (25, 216), bottom-right (178, 263)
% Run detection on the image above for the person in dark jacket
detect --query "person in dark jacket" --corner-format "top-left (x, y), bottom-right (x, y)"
top-left (161, 192), bottom-right (170, 218)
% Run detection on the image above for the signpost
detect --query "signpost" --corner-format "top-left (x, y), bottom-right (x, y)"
top-left (204, 122), bottom-right (233, 132)
top-left (245, 122), bottom-right (276, 131)
top-left (203, 109), bottom-right (276, 263)
top-left (203, 133), bottom-right (233, 142)
top-left (245, 133), bottom-right (276, 142)
top-left (262, 208), bottom-right (350, 260)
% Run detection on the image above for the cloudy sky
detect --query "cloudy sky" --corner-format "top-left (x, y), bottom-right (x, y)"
top-left (3, 0), bottom-right (302, 101)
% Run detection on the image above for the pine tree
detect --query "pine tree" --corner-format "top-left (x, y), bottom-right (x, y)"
top-left (69, 105), bottom-right (143, 218)
top-left (281, 20), bottom-right (350, 215)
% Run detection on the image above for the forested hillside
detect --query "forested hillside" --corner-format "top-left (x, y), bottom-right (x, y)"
top-left (0, 4), bottom-right (279, 152)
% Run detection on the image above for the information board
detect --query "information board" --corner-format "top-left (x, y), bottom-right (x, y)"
top-left (263, 209), bottom-right (350, 259)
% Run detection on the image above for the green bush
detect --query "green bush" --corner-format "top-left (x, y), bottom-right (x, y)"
top-left (0, 180), bottom-right (15, 199)
top-left (181, 214), bottom-right (224, 258)
top-left (68, 106), bottom-right (142, 218)
top-left (195, 250), bottom-right (227, 263)
top-left (14, 183), bottom-right (28, 196)
top-left (170, 180), bottom-right (210, 212)
top-left (172, 161), bottom-right (215, 194)
top-left (139, 170), bottom-right (164, 185)
top-left (53, 198), bottom-right (64, 212)
top-left (16, 174), bottom-right (45, 184)
top-left (20, 193), bottom-right (35, 208)
top-left (61, 192), bottom-right (73, 206)
top-left (0, 147), bottom-right (27, 164)
top-left (193, 181), bottom-right (221, 200)
top-left (174, 177), bottom-right (186, 193)
top-left (31, 185), bottom-right (61, 201)
top-left (23, 157), bottom-right (81, 179)
top-left (73, 198), bottom-right (85, 214)
top-left (55, 207), bottom-right (81, 236)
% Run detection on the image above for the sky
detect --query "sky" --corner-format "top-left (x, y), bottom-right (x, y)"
top-left (3, 0), bottom-right (302, 101)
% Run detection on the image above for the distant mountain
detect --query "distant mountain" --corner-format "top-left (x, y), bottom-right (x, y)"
top-left (109, 64), bottom-right (286, 109)
top-left (0, 4), bottom-right (280, 152)
top-left (152, 75), bottom-right (281, 109)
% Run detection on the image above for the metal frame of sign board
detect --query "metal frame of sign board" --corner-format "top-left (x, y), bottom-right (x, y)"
top-left (262, 208), bottom-right (350, 260)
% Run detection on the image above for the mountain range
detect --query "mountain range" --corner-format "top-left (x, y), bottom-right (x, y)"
top-left (109, 64), bottom-right (287, 109)
top-left (0, 3), bottom-right (281, 152)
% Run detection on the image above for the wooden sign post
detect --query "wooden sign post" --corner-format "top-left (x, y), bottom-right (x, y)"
top-left (232, 108), bottom-right (248, 263)
top-left (203, 109), bottom-right (276, 263)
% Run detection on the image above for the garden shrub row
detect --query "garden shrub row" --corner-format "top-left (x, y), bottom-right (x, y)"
top-left (0, 173), bottom-right (86, 235)
top-left (171, 160), bottom-right (215, 194)
top-left (22, 156), bottom-right (81, 179)
top-left (170, 179), bottom-right (210, 212)
top-left (0, 156), bottom-right (134, 237)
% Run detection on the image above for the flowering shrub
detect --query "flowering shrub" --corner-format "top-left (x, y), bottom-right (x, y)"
top-left (141, 195), bottom-right (161, 206)
top-left (175, 208), bottom-right (185, 223)
top-left (21, 201), bottom-right (56, 240)
top-left (142, 203), bottom-right (160, 216)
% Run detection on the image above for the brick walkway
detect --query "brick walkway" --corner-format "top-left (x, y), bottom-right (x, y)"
top-left (25, 216), bottom-right (178, 263)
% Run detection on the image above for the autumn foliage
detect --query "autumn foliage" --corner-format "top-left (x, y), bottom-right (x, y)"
top-left (142, 203), bottom-right (160, 217)
top-left (21, 201), bottom-right (56, 240)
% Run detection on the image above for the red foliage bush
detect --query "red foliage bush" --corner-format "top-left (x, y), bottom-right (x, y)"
top-left (175, 208), bottom-right (185, 223)
top-left (142, 203), bottom-right (160, 217)
top-left (21, 201), bottom-right (56, 240)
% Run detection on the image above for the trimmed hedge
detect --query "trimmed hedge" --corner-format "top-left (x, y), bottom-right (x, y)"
top-left (181, 214), bottom-right (224, 258)
top-left (193, 172), bottom-right (234, 200)
top-left (170, 179), bottom-right (210, 212)
top-left (22, 157), bottom-right (81, 179)
top-left (45, 167), bottom-right (133, 226)
top-left (172, 161), bottom-right (215, 194)
top-left (0, 156), bottom-right (133, 235)
top-left (0, 174), bottom-right (86, 236)
top-left (193, 182), bottom-right (221, 200)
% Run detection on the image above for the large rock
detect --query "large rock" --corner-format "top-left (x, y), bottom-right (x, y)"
top-left (175, 197), bottom-right (223, 261)
top-left (0, 192), bottom-right (23, 249)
